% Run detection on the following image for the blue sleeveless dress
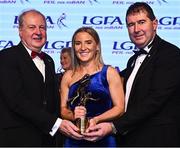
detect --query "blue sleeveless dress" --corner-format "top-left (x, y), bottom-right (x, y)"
top-left (64, 65), bottom-right (116, 147)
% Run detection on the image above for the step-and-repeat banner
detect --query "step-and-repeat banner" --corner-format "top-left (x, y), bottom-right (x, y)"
top-left (0, 0), bottom-right (180, 72)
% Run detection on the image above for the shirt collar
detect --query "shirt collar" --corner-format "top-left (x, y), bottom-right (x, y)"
top-left (139, 38), bottom-right (154, 54)
top-left (22, 42), bottom-right (42, 57)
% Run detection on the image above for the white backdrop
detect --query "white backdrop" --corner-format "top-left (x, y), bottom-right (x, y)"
top-left (0, 0), bottom-right (180, 73)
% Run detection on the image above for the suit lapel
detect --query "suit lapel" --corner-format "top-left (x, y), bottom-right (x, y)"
top-left (134, 35), bottom-right (161, 79)
top-left (128, 35), bottom-right (162, 100)
top-left (18, 42), bottom-right (44, 82)
top-left (43, 55), bottom-right (55, 83)
top-left (123, 55), bottom-right (137, 91)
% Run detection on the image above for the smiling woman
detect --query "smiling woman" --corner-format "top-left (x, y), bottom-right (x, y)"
top-left (60, 26), bottom-right (125, 147)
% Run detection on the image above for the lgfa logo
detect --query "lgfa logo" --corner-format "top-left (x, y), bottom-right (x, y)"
top-left (13, 14), bottom-right (68, 29)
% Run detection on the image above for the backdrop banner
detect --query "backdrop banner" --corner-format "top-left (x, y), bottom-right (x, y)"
top-left (0, 0), bottom-right (179, 72)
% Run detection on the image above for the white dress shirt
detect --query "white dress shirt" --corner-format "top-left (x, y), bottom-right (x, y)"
top-left (125, 44), bottom-right (152, 111)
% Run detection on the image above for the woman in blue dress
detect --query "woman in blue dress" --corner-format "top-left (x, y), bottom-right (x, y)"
top-left (60, 27), bottom-right (124, 147)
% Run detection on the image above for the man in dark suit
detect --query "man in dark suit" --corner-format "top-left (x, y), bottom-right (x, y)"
top-left (83, 2), bottom-right (180, 146)
top-left (0, 9), bottom-right (82, 146)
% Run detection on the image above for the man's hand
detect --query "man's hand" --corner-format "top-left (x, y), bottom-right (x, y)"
top-left (83, 122), bottom-right (113, 142)
top-left (59, 119), bottom-right (83, 140)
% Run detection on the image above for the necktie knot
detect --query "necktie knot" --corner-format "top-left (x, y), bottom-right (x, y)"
top-left (31, 51), bottom-right (44, 59)
top-left (133, 49), bottom-right (148, 57)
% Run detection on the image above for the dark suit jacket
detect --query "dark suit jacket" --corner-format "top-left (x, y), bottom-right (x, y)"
top-left (0, 42), bottom-right (60, 146)
top-left (55, 72), bottom-right (65, 147)
top-left (115, 35), bottom-right (180, 146)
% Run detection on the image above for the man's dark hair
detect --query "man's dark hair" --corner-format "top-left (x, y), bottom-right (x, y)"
top-left (126, 2), bottom-right (156, 23)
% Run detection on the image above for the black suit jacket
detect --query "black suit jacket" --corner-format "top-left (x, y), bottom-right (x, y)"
top-left (116, 35), bottom-right (180, 146)
top-left (0, 42), bottom-right (60, 146)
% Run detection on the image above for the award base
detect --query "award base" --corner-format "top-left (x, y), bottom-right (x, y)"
top-left (75, 117), bottom-right (89, 134)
